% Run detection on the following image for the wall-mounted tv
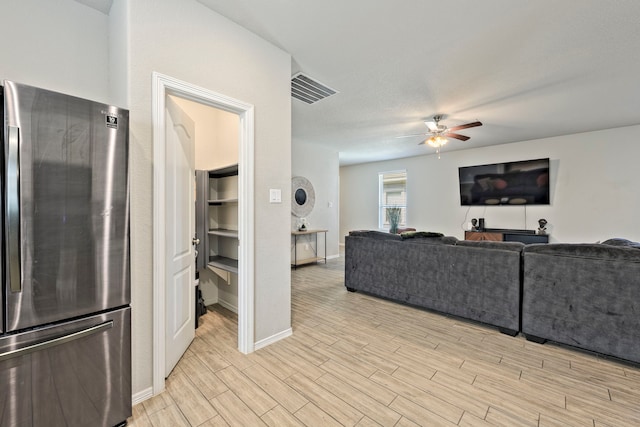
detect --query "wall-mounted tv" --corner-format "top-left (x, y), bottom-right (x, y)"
top-left (459, 158), bottom-right (550, 206)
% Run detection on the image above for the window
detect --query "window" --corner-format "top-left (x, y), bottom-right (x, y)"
top-left (379, 170), bottom-right (407, 230)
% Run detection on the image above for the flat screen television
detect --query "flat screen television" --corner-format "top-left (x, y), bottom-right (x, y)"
top-left (458, 158), bottom-right (550, 206)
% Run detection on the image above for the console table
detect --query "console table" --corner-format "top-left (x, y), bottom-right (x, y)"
top-left (465, 229), bottom-right (549, 244)
top-left (291, 229), bottom-right (328, 269)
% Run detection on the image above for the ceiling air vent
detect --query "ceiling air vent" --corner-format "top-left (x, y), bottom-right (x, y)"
top-left (291, 72), bottom-right (338, 104)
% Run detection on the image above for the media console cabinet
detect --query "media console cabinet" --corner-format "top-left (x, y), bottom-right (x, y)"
top-left (465, 229), bottom-right (549, 244)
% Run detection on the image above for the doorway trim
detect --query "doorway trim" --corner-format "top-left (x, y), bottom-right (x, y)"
top-left (151, 72), bottom-right (255, 394)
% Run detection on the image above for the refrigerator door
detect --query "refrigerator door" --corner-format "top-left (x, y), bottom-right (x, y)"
top-left (0, 307), bottom-right (131, 427)
top-left (3, 81), bottom-right (130, 332)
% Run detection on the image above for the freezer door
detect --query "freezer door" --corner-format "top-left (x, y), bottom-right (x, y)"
top-left (0, 307), bottom-right (131, 427)
top-left (3, 81), bottom-right (130, 331)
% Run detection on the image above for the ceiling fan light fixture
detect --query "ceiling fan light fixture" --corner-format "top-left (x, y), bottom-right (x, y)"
top-left (427, 135), bottom-right (448, 147)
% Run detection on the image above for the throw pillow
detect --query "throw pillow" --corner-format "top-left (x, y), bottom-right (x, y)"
top-left (601, 238), bottom-right (640, 249)
top-left (400, 231), bottom-right (444, 239)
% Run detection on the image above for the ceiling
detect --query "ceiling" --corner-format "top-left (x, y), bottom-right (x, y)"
top-left (197, 0), bottom-right (640, 165)
top-left (80, 0), bottom-right (640, 165)
top-left (75, 0), bottom-right (113, 15)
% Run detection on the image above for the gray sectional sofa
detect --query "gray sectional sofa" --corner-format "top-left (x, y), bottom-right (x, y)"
top-left (344, 230), bottom-right (523, 335)
top-left (345, 231), bottom-right (640, 364)
top-left (522, 239), bottom-right (640, 364)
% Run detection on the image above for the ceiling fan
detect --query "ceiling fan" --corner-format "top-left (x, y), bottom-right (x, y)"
top-left (398, 115), bottom-right (482, 157)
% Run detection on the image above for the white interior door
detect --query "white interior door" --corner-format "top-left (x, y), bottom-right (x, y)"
top-left (165, 95), bottom-right (196, 376)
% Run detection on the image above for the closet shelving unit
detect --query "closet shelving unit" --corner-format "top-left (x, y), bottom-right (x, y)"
top-left (196, 164), bottom-right (238, 276)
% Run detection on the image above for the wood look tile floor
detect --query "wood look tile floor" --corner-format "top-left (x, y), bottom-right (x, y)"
top-left (129, 255), bottom-right (640, 426)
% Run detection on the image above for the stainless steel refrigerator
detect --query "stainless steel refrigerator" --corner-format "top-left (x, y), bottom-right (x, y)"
top-left (0, 81), bottom-right (131, 427)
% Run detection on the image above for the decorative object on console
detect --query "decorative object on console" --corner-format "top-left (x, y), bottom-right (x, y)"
top-left (386, 206), bottom-right (402, 234)
top-left (297, 217), bottom-right (308, 231)
top-left (478, 217), bottom-right (485, 231)
top-left (537, 218), bottom-right (548, 235)
top-left (291, 176), bottom-right (315, 217)
top-left (471, 218), bottom-right (478, 231)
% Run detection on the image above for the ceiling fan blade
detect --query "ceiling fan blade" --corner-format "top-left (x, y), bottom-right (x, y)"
top-left (417, 139), bottom-right (427, 145)
top-left (447, 121), bottom-right (482, 132)
top-left (395, 133), bottom-right (429, 139)
top-left (425, 121), bottom-right (438, 132)
top-left (443, 132), bottom-right (470, 141)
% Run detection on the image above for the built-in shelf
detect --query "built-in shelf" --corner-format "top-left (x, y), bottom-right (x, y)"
top-left (208, 228), bottom-right (238, 239)
top-left (196, 164), bottom-right (239, 276)
top-left (209, 164), bottom-right (238, 178)
top-left (208, 255), bottom-right (238, 274)
top-left (208, 198), bottom-right (238, 205)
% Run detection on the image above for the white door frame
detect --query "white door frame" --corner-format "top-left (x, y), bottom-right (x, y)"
top-left (151, 72), bottom-right (255, 394)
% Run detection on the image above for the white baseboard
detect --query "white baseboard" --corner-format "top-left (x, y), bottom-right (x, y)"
top-left (218, 298), bottom-right (238, 314)
top-left (254, 327), bottom-right (293, 350)
top-left (203, 297), bottom-right (238, 315)
top-left (327, 254), bottom-right (340, 260)
top-left (132, 386), bottom-right (154, 405)
top-left (203, 297), bottom-right (218, 306)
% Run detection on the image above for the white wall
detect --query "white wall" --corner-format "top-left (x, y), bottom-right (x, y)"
top-left (113, 0), bottom-right (292, 397)
top-left (291, 142), bottom-right (340, 259)
top-left (341, 125), bottom-right (640, 244)
top-left (0, 0), bottom-right (110, 102)
top-left (171, 96), bottom-right (240, 171)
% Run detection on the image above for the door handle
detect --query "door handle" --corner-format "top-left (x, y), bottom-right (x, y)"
top-left (192, 237), bottom-right (200, 246)
top-left (7, 126), bottom-right (21, 293)
top-left (0, 321), bottom-right (113, 362)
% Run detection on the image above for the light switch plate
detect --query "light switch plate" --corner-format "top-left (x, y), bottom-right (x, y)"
top-left (269, 188), bottom-right (282, 203)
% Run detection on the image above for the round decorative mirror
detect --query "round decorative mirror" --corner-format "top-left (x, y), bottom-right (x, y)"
top-left (291, 176), bottom-right (315, 217)
top-left (294, 188), bottom-right (307, 206)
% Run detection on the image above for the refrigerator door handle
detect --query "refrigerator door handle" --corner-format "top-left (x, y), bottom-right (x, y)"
top-left (0, 320), bottom-right (113, 362)
top-left (7, 125), bottom-right (21, 293)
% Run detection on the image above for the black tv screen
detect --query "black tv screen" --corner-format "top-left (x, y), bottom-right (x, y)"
top-left (459, 158), bottom-right (550, 206)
